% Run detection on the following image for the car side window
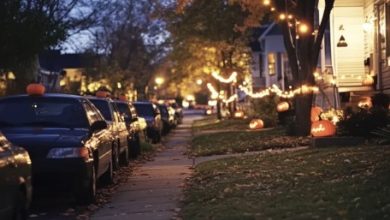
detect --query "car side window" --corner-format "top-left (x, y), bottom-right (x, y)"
top-left (111, 103), bottom-right (123, 123)
top-left (82, 100), bottom-right (101, 125)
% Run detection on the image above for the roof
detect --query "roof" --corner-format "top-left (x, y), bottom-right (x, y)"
top-left (39, 50), bottom-right (98, 72)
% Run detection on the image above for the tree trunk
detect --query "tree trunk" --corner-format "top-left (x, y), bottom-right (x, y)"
top-left (294, 94), bottom-right (313, 136)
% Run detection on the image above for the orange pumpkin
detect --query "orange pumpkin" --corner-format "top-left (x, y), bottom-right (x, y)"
top-left (119, 95), bottom-right (127, 101)
top-left (311, 120), bottom-right (336, 137)
top-left (277, 101), bottom-right (289, 112)
top-left (234, 111), bottom-right (245, 119)
top-left (311, 106), bottom-right (323, 122)
top-left (96, 91), bottom-right (110, 98)
top-left (358, 98), bottom-right (372, 108)
top-left (26, 83), bottom-right (45, 95)
top-left (249, 119), bottom-right (264, 130)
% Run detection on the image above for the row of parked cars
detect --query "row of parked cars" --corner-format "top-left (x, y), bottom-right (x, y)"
top-left (0, 86), bottom-right (183, 220)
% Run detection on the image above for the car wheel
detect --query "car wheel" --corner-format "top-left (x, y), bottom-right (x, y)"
top-left (129, 134), bottom-right (141, 159)
top-left (12, 190), bottom-right (27, 220)
top-left (101, 158), bottom-right (113, 185)
top-left (76, 165), bottom-right (96, 204)
top-left (112, 141), bottom-right (120, 170)
top-left (119, 144), bottom-right (129, 166)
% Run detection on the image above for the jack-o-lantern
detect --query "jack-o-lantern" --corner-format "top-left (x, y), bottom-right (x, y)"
top-left (26, 83), bottom-right (45, 96)
top-left (358, 97), bottom-right (372, 108)
top-left (249, 119), bottom-right (264, 130)
top-left (119, 95), bottom-right (127, 101)
top-left (234, 111), bottom-right (245, 119)
top-left (311, 106), bottom-right (323, 122)
top-left (311, 120), bottom-right (336, 137)
top-left (277, 102), bottom-right (289, 112)
top-left (96, 91), bottom-right (110, 98)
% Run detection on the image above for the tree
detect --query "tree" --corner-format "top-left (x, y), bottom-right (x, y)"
top-left (87, 0), bottom-right (169, 99)
top-left (0, 0), bottom-right (103, 94)
top-left (166, 0), bottom-right (252, 117)
top-left (177, 0), bottom-right (335, 136)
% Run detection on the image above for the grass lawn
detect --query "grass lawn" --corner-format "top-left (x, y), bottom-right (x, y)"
top-left (181, 146), bottom-right (390, 219)
top-left (190, 128), bottom-right (309, 157)
top-left (192, 116), bottom-right (251, 132)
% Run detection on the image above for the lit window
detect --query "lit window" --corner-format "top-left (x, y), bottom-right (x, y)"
top-left (268, 53), bottom-right (276, 75)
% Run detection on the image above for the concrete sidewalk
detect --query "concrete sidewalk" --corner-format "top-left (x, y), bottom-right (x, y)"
top-left (91, 114), bottom-right (202, 220)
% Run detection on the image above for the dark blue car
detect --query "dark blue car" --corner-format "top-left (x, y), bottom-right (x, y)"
top-left (0, 94), bottom-right (114, 204)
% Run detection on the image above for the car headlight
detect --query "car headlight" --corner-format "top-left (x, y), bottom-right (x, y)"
top-left (47, 147), bottom-right (90, 159)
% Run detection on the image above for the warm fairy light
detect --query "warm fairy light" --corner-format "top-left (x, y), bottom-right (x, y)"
top-left (263, 0), bottom-right (270, 6)
top-left (279, 13), bottom-right (286, 20)
top-left (271, 7), bottom-right (275, 11)
top-left (223, 94), bottom-right (238, 104)
top-left (207, 83), bottom-right (219, 99)
top-left (211, 71), bottom-right (237, 84)
top-left (239, 84), bottom-right (319, 99)
top-left (288, 14), bottom-right (293, 20)
top-left (196, 79), bottom-right (203, 85)
top-left (298, 23), bottom-right (309, 34)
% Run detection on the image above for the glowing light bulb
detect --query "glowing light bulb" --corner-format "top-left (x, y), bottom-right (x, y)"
top-left (279, 13), bottom-right (286, 20)
top-left (298, 23), bottom-right (309, 34)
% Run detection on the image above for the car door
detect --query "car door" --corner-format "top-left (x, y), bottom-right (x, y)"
top-left (0, 143), bottom-right (18, 219)
top-left (111, 103), bottom-right (129, 150)
top-left (82, 100), bottom-right (112, 177)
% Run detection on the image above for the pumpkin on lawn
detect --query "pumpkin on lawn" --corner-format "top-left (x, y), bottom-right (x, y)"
top-left (277, 101), bottom-right (289, 112)
top-left (311, 106), bottom-right (323, 122)
top-left (26, 83), bottom-right (45, 95)
top-left (311, 120), bottom-right (336, 137)
top-left (249, 119), bottom-right (264, 130)
top-left (234, 110), bottom-right (245, 119)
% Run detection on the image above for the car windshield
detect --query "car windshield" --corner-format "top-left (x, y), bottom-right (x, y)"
top-left (89, 99), bottom-right (112, 121)
top-left (0, 97), bottom-right (89, 128)
top-left (134, 103), bottom-right (154, 117)
top-left (116, 103), bottom-right (132, 120)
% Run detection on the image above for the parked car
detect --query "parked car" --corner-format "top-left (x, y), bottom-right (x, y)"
top-left (114, 100), bottom-right (142, 158)
top-left (87, 96), bottom-right (130, 169)
top-left (133, 102), bottom-right (162, 143)
top-left (0, 93), bottom-right (113, 204)
top-left (158, 104), bottom-right (176, 135)
top-left (170, 102), bottom-right (183, 124)
top-left (0, 133), bottom-right (32, 220)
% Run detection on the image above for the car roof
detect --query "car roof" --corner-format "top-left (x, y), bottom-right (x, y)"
top-left (133, 101), bottom-right (153, 105)
top-left (85, 96), bottom-right (113, 102)
top-left (0, 93), bottom-right (84, 101)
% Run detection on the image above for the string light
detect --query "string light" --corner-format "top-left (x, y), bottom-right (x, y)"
top-left (211, 71), bottom-right (237, 84)
top-left (207, 83), bottom-right (219, 99)
top-left (223, 94), bottom-right (238, 104)
top-left (239, 84), bottom-right (319, 99)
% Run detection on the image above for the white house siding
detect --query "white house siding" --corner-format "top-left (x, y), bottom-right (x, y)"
top-left (331, 7), bottom-right (366, 90)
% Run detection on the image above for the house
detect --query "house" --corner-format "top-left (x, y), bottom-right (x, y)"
top-left (250, 23), bottom-right (292, 92)
top-left (316, 0), bottom-right (390, 107)
top-left (38, 50), bottom-right (86, 93)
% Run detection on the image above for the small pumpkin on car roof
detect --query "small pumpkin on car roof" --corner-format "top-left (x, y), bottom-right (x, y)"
top-left (96, 90), bottom-right (110, 98)
top-left (26, 83), bottom-right (45, 96)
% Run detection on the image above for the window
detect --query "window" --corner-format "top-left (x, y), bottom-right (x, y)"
top-left (268, 53), bottom-right (276, 75)
top-left (0, 97), bottom-right (89, 128)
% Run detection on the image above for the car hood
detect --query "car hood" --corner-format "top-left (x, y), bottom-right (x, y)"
top-left (1, 128), bottom-right (90, 159)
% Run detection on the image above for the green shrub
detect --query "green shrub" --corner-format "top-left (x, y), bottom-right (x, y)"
top-left (338, 106), bottom-right (389, 137)
top-left (246, 95), bottom-right (279, 127)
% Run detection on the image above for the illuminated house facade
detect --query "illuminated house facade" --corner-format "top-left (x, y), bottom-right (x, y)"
top-left (250, 23), bottom-right (292, 91)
